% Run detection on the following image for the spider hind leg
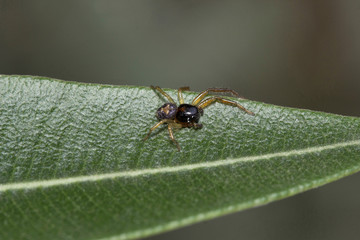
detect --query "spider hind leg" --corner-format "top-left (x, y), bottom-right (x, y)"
top-left (151, 86), bottom-right (176, 104)
top-left (143, 119), bottom-right (172, 141)
top-left (177, 86), bottom-right (190, 104)
top-left (167, 123), bottom-right (181, 151)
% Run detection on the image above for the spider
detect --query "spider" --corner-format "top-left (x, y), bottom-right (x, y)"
top-left (144, 86), bottom-right (254, 151)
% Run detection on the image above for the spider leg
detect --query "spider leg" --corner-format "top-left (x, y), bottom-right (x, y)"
top-left (151, 86), bottom-right (176, 104)
top-left (192, 88), bottom-right (244, 106)
top-left (177, 86), bottom-right (190, 104)
top-left (143, 119), bottom-right (172, 141)
top-left (168, 123), bottom-right (181, 151)
top-left (197, 97), bottom-right (254, 115)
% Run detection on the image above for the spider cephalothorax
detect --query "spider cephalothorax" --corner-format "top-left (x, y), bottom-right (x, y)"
top-left (144, 86), bottom-right (254, 151)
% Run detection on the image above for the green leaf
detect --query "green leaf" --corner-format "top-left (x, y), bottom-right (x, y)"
top-left (1, 75), bottom-right (360, 240)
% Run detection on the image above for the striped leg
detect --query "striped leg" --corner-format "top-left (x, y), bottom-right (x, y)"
top-left (192, 88), bottom-right (244, 106)
top-left (177, 86), bottom-right (190, 104)
top-left (151, 86), bottom-right (175, 104)
top-left (197, 97), bottom-right (254, 115)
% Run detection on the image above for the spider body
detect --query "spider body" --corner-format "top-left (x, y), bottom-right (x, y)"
top-left (156, 103), bottom-right (177, 120)
top-left (144, 86), bottom-right (254, 151)
top-left (175, 104), bottom-right (203, 126)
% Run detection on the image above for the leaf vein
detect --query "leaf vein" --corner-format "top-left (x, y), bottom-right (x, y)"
top-left (1, 139), bottom-right (359, 192)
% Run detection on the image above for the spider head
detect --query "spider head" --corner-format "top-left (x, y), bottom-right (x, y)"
top-left (156, 103), bottom-right (177, 120)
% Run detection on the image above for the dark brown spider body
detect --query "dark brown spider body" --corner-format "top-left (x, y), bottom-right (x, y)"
top-left (175, 104), bottom-right (203, 127)
top-left (156, 103), bottom-right (177, 120)
top-left (144, 86), bottom-right (254, 151)
top-left (157, 103), bottom-right (203, 128)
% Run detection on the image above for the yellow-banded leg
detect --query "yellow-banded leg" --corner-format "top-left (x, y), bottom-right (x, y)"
top-left (151, 86), bottom-right (176, 103)
top-left (168, 123), bottom-right (181, 151)
top-left (144, 120), bottom-right (182, 151)
top-left (177, 86), bottom-right (190, 104)
top-left (144, 119), bottom-right (173, 141)
top-left (197, 97), bottom-right (254, 115)
top-left (192, 88), bottom-right (244, 106)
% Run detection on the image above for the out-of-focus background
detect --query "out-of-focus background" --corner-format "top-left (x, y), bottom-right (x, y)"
top-left (1, 1), bottom-right (359, 240)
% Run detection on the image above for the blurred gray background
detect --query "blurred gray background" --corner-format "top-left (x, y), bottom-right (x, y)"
top-left (1, 1), bottom-right (359, 240)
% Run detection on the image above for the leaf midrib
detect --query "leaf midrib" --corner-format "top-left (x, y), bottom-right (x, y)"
top-left (1, 139), bottom-right (359, 192)
top-left (98, 159), bottom-right (360, 240)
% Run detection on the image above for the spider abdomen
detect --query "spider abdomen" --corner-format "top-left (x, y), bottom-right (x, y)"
top-left (176, 104), bottom-right (201, 123)
top-left (156, 103), bottom-right (178, 120)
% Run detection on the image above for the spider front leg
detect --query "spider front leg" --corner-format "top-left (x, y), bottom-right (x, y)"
top-left (192, 88), bottom-right (244, 105)
top-left (197, 97), bottom-right (254, 115)
top-left (177, 86), bottom-right (190, 104)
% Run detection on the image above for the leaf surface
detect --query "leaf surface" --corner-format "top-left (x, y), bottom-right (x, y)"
top-left (1, 75), bottom-right (360, 240)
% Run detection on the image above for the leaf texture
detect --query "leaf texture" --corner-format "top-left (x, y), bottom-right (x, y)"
top-left (0, 75), bottom-right (360, 240)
